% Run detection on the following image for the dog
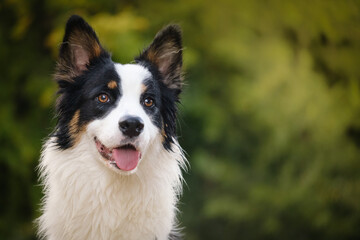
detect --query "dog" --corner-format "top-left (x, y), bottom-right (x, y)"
top-left (37, 15), bottom-right (186, 240)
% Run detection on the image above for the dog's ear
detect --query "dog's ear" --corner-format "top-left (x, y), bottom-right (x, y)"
top-left (56, 15), bottom-right (108, 85)
top-left (137, 25), bottom-right (183, 90)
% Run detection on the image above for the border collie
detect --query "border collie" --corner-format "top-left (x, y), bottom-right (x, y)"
top-left (37, 15), bottom-right (186, 240)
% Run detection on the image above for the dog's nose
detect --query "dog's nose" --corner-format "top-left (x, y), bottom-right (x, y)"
top-left (119, 116), bottom-right (144, 138)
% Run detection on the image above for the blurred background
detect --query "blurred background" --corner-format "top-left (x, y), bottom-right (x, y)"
top-left (1, 0), bottom-right (360, 239)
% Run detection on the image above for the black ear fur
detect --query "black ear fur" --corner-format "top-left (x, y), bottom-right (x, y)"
top-left (55, 15), bottom-right (109, 86)
top-left (136, 25), bottom-right (183, 90)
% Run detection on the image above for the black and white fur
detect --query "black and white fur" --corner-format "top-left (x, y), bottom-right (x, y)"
top-left (37, 15), bottom-right (186, 240)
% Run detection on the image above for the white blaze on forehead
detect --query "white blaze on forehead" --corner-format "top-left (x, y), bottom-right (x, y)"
top-left (115, 63), bottom-right (151, 111)
top-left (115, 64), bottom-right (151, 112)
top-left (114, 63), bottom-right (152, 119)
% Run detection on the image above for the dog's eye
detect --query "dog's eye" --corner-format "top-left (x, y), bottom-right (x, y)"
top-left (97, 94), bottom-right (110, 103)
top-left (143, 97), bottom-right (154, 107)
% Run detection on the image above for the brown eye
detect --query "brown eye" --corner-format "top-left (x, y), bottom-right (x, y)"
top-left (97, 94), bottom-right (110, 103)
top-left (144, 97), bottom-right (154, 107)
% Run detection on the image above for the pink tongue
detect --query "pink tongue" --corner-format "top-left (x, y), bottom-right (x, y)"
top-left (112, 148), bottom-right (140, 171)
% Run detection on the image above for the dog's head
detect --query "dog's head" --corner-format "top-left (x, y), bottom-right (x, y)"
top-left (53, 15), bottom-right (183, 174)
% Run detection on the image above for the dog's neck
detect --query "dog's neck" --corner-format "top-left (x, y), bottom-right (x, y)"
top-left (38, 135), bottom-right (185, 240)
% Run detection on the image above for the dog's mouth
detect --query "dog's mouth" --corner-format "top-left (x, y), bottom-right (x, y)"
top-left (94, 137), bottom-right (141, 172)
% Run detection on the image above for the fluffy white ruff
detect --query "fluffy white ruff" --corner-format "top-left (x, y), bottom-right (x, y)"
top-left (37, 134), bottom-right (186, 240)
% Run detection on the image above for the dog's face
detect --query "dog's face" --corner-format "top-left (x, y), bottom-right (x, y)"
top-left (53, 15), bottom-right (182, 174)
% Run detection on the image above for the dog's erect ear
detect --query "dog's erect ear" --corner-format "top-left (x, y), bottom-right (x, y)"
top-left (56, 15), bottom-right (108, 83)
top-left (137, 25), bottom-right (183, 90)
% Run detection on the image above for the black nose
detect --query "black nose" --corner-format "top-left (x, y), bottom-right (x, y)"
top-left (119, 116), bottom-right (144, 138)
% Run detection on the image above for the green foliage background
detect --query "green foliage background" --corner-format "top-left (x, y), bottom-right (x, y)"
top-left (1, 0), bottom-right (360, 239)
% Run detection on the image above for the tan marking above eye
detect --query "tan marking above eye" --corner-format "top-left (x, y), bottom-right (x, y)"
top-left (141, 84), bottom-right (148, 93)
top-left (107, 80), bottom-right (117, 89)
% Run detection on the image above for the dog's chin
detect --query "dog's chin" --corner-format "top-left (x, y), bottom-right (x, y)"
top-left (94, 137), bottom-right (143, 175)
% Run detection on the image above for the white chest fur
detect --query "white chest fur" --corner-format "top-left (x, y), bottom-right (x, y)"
top-left (37, 135), bottom-right (185, 240)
